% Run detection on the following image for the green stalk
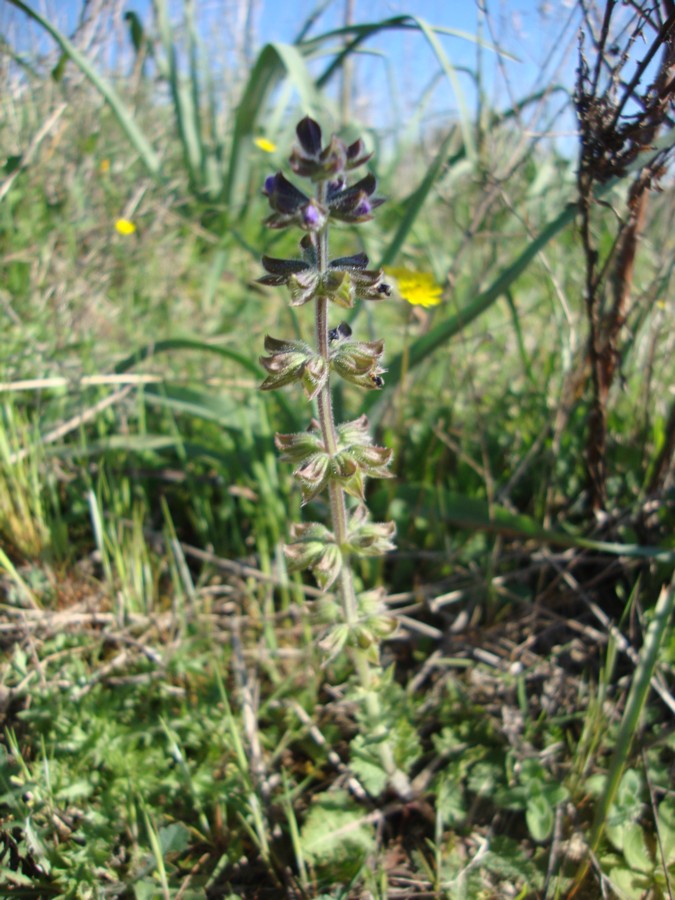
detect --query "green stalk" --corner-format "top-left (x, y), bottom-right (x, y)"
top-left (313, 182), bottom-right (359, 626)
top-left (573, 574), bottom-right (675, 893)
top-left (312, 182), bottom-right (410, 798)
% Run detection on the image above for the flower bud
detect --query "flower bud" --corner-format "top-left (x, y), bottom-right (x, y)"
top-left (350, 443), bottom-right (394, 479)
top-left (263, 171), bottom-right (327, 231)
top-left (259, 336), bottom-right (312, 391)
top-left (336, 414), bottom-right (370, 445)
top-left (286, 272), bottom-right (320, 307)
top-left (275, 430), bottom-right (324, 463)
top-left (345, 137), bottom-right (373, 170)
top-left (328, 252), bottom-right (391, 302)
top-left (331, 339), bottom-right (386, 389)
top-left (347, 507), bottom-right (397, 556)
top-left (302, 355), bottom-right (328, 400)
top-left (295, 451), bottom-right (330, 504)
top-left (327, 173), bottom-right (385, 224)
top-left (259, 336), bottom-right (326, 398)
top-left (329, 321), bottom-right (352, 343)
top-left (258, 235), bottom-right (324, 308)
top-left (290, 117), bottom-right (349, 182)
top-left (284, 520), bottom-right (342, 589)
top-left (296, 116), bottom-right (322, 156)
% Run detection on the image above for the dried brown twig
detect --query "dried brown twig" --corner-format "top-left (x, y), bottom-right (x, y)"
top-left (575, 0), bottom-right (675, 512)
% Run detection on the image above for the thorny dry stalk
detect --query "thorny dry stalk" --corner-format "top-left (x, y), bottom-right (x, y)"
top-left (575, 0), bottom-right (675, 513)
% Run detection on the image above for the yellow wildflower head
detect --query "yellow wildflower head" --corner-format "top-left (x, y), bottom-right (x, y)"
top-left (254, 137), bottom-right (277, 153)
top-left (115, 218), bottom-right (136, 236)
top-left (99, 159), bottom-right (110, 174)
top-left (385, 267), bottom-right (443, 308)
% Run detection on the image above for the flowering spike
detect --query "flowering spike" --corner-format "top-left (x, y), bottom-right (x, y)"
top-left (257, 118), bottom-right (413, 797)
top-left (257, 132), bottom-right (396, 578)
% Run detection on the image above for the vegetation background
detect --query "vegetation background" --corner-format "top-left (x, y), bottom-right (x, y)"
top-left (0, 0), bottom-right (673, 897)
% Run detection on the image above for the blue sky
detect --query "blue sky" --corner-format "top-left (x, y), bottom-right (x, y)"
top-left (271, 0), bottom-right (580, 144)
top-left (4, 0), bottom-right (581, 148)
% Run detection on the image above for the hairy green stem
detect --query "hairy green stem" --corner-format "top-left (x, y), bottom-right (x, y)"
top-left (314, 182), bottom-right (359, 626)
top-left (312, 181), bottom-right (409, 796)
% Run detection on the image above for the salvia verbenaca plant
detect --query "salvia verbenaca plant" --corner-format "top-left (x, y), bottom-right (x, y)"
top-left (259, 117), bottom-right (411, 797)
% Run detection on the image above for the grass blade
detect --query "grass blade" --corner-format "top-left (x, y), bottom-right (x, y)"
top-left (112, 337), bottom-right (301, 429)
top-left (579, 576), bottom-right (675, 886)
top-left (311, 16), bottom-right (513, 89)
top-left (406, 489), bottom-right (675, 564)
top-left (225, 42), bottom-right (323, 212)
top-left (7, 0), bottom-right (160, 175)
top-left (153, 0), bottom-right (203, 193)
top-left (113, 337), bottom-right (260, 377)
top-left (379, 130), bottom-right (462, 268)
top-left (363, 123), bottom-right (675, 418)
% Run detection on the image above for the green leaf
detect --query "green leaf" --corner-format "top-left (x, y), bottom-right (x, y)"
top-left (658, 799), bottom-right (675, 865)
top-left (134, 880), bottom-right (163, 900)
top-left (401, 489), bottom-right (675, 563)
top-left (141, 384), bottom-right (244, 430)
top-left (350, 733), bottom-right (389, 796)
top-left (310, 16), bottom-right (514, 89)
top-left (526, 794), bottom-right (554, 842)
top-left (154, 0), bottom-right (210, 196)
top-left (300, 790), bottom-right (374, 874)
top-left (608, 865), bottom-right (652, 900)
top-left (158, 822), bottom-right (191, 856)
top-left (436, 776), bottom-right (466, 828)
top-left (113, 336), bottom-right (260, 378)
top-left (622, 824), bottom-right (653, 874)
top-left (0, 867), bottom-right (35, 887)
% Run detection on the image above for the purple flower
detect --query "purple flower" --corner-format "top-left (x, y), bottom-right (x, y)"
top-left (302, 203), bottom-right (321, 228)
top-left (262, 172), bottom-right (326, 231)
top-left (326, 174), bottom-right (384, 223)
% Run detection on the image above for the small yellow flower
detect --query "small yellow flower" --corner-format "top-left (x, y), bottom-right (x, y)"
top-left (99, 158), bottom-right (110, 174)
top-left (386, 267), bottom-right (443, 308)
top-left (254, 137), bottom-right (277, 153)
top-left (115, 218), bottom-right (136, 236)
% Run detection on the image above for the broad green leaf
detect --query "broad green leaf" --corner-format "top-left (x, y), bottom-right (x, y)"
top-left (607, 866), bottom-right (652, 900)
top-left (158, 823), bottom-right (191, 856)
top-left (350, 733), bottom-right (389, 796)
top-left (658, 799), bottom-right (675, 865)
top-left (622, 824), bottom-right (653, 874)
